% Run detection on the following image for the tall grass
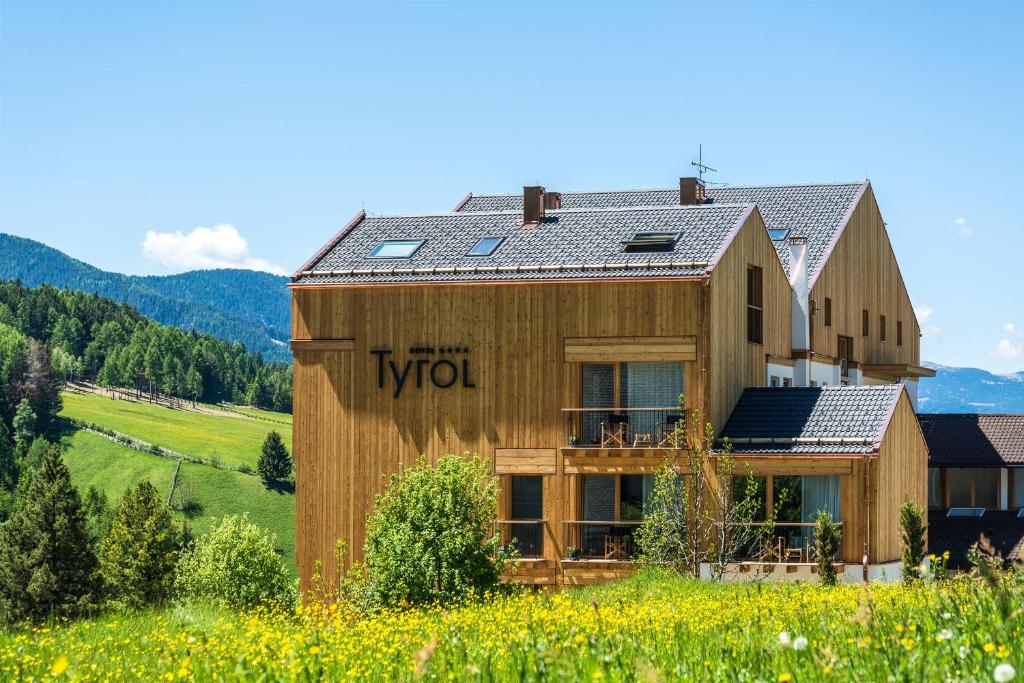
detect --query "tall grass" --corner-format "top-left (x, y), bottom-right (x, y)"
top-left (3, 570), bottom-right (1021, 681)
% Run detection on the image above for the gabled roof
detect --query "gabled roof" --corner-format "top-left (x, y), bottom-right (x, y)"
top-left (458, 182), bottom-right (867, 279)
top-left (928, 510), bottom-right (1024, 569)
top-left (919, 414), bottom-right (1024, 468)
top-left (292, 203), bottom-right (755, 285)
top-left (720, 384), bottom-right (903, 455)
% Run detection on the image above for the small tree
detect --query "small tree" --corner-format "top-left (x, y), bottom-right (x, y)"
top-left (899, 497), bottom-right (927, 583)
top-left (634, 455), bottom-right (690, 573)
top-left (0, 445), bottom-right (99, 623)
top-left (258, 431), bottom-right (292, 486)
top-left (176, 514), bottom-right (293, 610)
top-left (363, 453), bottom-right (503, 606)
top-left (12, 399), bottom-right (36, 456)
top-left (100, 481), bottom-right (184, 608)
top-left (82, 486), bottom-right (114, 542)
top-left (814, 510), bottom-right (842, 586)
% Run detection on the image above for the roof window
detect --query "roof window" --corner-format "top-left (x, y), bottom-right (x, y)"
top-left (467, 236), bottom-right (504, 257)
top-left (768, 228), bottom-right (791, 241)
top-left (946, 507), bottom-right (986, 518)
top-left (368, 239), bottom-right (425, 259)
top-left (621, 232), bottom-right (679, 253)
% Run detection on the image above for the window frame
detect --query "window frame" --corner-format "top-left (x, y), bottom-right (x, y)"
top-left (367, 239), bottom-right (426, 259)
top-left (862, 309), bottom-right (870, 338)
top-left (880, 315), bottom-right (887, 343)
top-left (466, 235), bottom-right (505, 257)
top-left (824, 298), bottom-right (832, 327)
top-left (747, 265), bottom-right (764, 345)
top-left (897, 320), bottom-right (904, 347)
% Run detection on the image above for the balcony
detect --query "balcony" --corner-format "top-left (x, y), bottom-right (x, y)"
top-left (494, 520), bottom-right (545, 559)
top-left (563, 520), bottom-right (642, 561)
top-left (726, 521), bottom-right (843, 564)
top-left (562, 407), bottom-right (687, 450)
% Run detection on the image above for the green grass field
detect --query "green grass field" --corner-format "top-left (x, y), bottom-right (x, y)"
top-left (60, 391), bottom-right (292, 469)
top-left (60, 428), bottom-right (178, 500)
top-left (3, 571), bottom-right (1023, 681)
top-left (220, 404), bottom-right (293, 425)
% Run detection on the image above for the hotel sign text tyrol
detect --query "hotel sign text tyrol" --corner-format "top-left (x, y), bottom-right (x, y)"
top-left (371, 345), bottom-right (476, 398)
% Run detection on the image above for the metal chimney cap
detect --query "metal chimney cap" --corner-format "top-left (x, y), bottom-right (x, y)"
top-left (788, 235), bottom-right (808, 245)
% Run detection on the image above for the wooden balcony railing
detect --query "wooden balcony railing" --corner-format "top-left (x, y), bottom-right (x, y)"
top-left (563, 520), bottom-right (642, 561)
top-left (562, 407), bottom-right (687, 449)
top-left (723, 521), bottom-right (844, 564)
top-left (494, 520), bottom-right (545, 559)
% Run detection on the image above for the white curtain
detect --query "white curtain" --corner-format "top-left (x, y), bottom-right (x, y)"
top-left (801, 476), bottom-right (840, 523)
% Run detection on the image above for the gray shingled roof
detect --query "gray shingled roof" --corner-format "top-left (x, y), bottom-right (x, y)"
top-left (459, 182), bottom-right (866, 278)
top-left (919, 414), bottom-right (1024, 468)
top-left (293, 204), bottom-right (752, 285)
top-left (720, 385), bottom-right (903, 454)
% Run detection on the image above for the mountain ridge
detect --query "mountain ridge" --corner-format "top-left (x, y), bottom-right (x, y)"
top-left (918, 362), bottom-right (1024, 413)
top-left (0, 233), bottom-right (291, 360)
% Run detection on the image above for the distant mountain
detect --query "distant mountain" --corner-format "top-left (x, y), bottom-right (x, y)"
top-left (0, 234), bottom-right (291, 360)
top-left (919, 362), bottom-right (1024, 413)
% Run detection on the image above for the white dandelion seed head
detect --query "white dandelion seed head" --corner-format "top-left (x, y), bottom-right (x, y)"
top-left (994, 663), bottom-right (1016, 682)
top-left (938, 629), bottom-right (954, 641)
top-left (959, 645), bottom-right (971, 660)
top-left (793, 636), bottom-right (808, 651)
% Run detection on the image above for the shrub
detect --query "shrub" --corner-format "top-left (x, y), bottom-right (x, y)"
top-left (82, 485), bottom-right (114, 542)
top-left (175, 514), bottom-right (293, 610)
top-left (0, 444), bottom-right (99, 623)
top-left (363, 453), bottom-right (503, 606)
top-left (100, 481), bottom-right (183, 609)
top-left (257, 431), bottom-right (292, 486)
top-left (899, 497), bottom-right (927, 583)
top-left (814, 510), bottom-right (842, 586)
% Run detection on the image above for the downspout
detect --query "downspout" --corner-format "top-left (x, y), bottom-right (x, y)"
top-left (862, 453), bottom-right (873, 584)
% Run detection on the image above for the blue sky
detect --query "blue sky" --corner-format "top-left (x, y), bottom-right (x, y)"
top-left (1, 1), bottom-right (1022, 371)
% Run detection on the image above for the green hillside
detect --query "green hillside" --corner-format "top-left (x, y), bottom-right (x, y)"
top-left (57, 393), bottom-right (296, 573)
top-left (0, 233), bottom-right (290, 361)
top-left (61, 391), bottom-right (291, 469)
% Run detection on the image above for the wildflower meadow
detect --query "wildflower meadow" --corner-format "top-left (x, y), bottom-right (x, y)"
top-left (3, 569), bottom-right (1022, 682)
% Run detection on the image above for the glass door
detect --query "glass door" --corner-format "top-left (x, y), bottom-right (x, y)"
top-left (509, 475), bottom-right (543, 557)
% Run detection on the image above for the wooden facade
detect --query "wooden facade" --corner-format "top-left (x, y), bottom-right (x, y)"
top-left (291, 183), bottom-right (930, 589)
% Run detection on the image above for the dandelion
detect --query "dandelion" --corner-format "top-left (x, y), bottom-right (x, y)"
top-left (937, 630), bottom-right (953, 642)
top-left (985, 643), bottom-right (997, 654)
top-left (960, 646), bottom-right (971, 660)
top-left (308, 645), bottom-right (321, 655)
top-left (778, 675), bottom-right (792, 683)
top-left (793, 636), bottom-right (808, 651)
top-left (994, 663), bottom-right (1016, 682)
top-left (778, 631), bottom-right (791, 648)
top-left (49, 656), bottom-right (68, 676)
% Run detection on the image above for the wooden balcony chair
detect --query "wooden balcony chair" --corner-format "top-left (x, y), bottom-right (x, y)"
top-left (656, 413), bottom-right (683, 447)
top-left (600, 414), bottom-right (629, 447)
top-left (757, 536), bottom-right (783, 563)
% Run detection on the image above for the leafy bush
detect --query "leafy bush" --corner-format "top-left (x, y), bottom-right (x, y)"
top-left (814, 510), bottom-right (842, 586)
top-left (363, 453), bottom-right (503, 606)
top-left (0, 444), bottom-right (99, 623)
top-left (175, 514), bottom-right (294, 610)
top-left (100, 481), bottom-right (184, 609)
top-left (899, 497), bottom-right (927, 583)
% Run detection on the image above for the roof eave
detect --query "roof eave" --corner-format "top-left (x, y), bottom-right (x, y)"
top-left (291, 210), bottom-right (367, 282)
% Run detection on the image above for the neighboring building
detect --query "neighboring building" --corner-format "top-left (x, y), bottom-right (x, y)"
top-left (921, 413), bottom-right (1024, 567)
top-left (290, 177), bottom-right (931, 589)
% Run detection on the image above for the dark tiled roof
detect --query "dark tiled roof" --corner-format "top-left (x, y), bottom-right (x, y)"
top-left (293, 204), bottom-right (752, 285)
top-left (459, 182), bottom-right (866, 278)
top-left (919, 414), bottom-right (1024, 467)
top-left (928, 510), bottom-right (1024, 570)
top-left (719, 385), bottom-right (902, 454)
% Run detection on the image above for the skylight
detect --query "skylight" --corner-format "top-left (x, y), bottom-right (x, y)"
top-left (768, 228), bottom-right (791, 241)
top-left (467, 236), bottom-right (504, 257)
top-left (947, 507), bottom-right (986, 518)
top-left (621, 232), bottom-right (679, 253)
top-left (368, 239), bottom-right (425, 259)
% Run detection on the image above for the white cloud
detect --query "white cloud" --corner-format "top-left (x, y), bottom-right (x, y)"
top-left (993, 320), bottom-right (1024, 360)
top-left (915, 305), bottom-right (941, 338)
top-left (1006, 322), bottom-right (1017, 334)
top-left (141, 224), bottom-right (286, 275)
top-left (951, 216), bottom-right (972, 237)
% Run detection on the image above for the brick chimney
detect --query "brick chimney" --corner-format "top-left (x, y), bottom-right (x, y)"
top-left (523, 186), bottom-right (545, 225)
top-left (679, 177), bottom-right (707, 205)
top-left (544, 191), bottom-right (562, 211)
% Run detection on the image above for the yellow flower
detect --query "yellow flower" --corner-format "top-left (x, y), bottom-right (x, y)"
top-left (943, 551), bottom-right (950, 560)
top-left (778, 674), bottom-right (792, 682)
top-left (50, 656), bottom-right (69, 676)
top-left (308, 645), bottom-right (322, 655)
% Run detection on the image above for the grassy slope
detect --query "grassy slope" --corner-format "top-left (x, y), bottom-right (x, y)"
top-left (60, 391), bottom-right (292, 469)
top-left (56, 396), bottom-right (296, 574)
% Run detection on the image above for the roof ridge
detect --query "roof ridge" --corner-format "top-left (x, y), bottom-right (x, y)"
top-left (361, 203), bottom-right (751, 220)
top-left (465, 180), bottom-right (866, 200)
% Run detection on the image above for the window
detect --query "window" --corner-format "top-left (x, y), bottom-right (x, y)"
top-left (897, 320), bottom-right (904, 347)
top-left (770, 376), bottom-right (780, 387)
top-left (928, 468), bottom-right (941, 508)
top-left (368, 239), bottom-right (424, 259)
top-left (467, 235), bottom-right (504, 257)
top-left (508, 475), bottom-right (543, 557)
top-left (782, 377), bottom-right (792, 387)
top-left (576, 474), bottom-right (655, 558)
top-left (824, 298), bottom-right (832, 327)
top-left (621, 232), bottom-right (679, 252)
top-left (747, 266), bottom-right (763, 344)
top-left (946, 467), bottom-right (999, 509)
top-left (880, 315), bottom-right (887, 343)
top-left (837, 335), bottom-right (854, 378)
top-left (579, 362), bottom-right (685, 445)
top-left (862, 309), bottom-right (870, 337)
top-left (767, 228), bottom-right (790, 241)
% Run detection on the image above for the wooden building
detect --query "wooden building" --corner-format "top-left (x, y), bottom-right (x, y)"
top-left (290, 178), bottom-right (931, 588)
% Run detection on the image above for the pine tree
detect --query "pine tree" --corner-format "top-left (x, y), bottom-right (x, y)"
top-left (257, 431), bottom-right (292, 486)
top-left (0, 444), bottom-right (99, 623)
top-left (12, 399), bottom-right (36, 455)
top-left (100, 480), bottom-right (182, 608)
top-left (0, 421), bottom-right (15, 488)
top-left (900, 497), bottom-right (928, 583)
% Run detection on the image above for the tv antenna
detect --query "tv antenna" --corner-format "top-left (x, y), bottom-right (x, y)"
top-left (690, 144), bottom-right (718, 181)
